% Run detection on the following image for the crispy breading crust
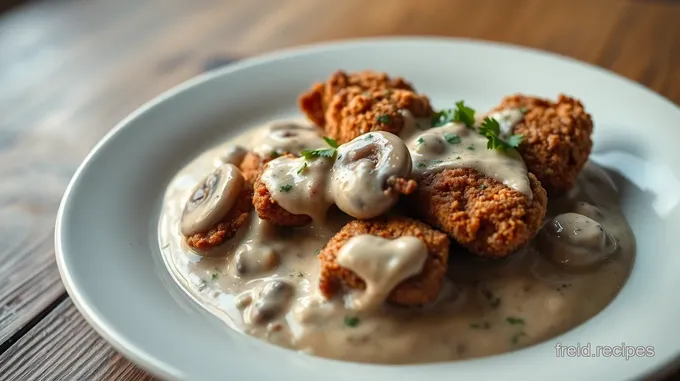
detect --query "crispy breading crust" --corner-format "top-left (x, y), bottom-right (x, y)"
top-left (325, 89), bottom-right (432, 144)
top-left (252, 177), bottom-right (312, 227)
top-left (318, 217), bottom-right (450, 306)
top-left (298, 70), bottom-right (416, 126)
top-left (491, 94), bottom-right (593, 195)
top-left (410, 169), bottom-right (547, 258)
top-left (185, 181), bottom-right (253, 250)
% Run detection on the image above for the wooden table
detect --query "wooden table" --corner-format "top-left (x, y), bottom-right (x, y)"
top-left (0, 0), bottom-right (678, 379)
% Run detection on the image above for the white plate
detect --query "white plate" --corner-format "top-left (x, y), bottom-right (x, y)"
top-left (55, 37), bottom-right (680, 381)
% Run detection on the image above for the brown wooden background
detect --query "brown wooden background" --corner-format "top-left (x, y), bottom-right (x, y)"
top-left (0, 0), bottom-right (678, 379)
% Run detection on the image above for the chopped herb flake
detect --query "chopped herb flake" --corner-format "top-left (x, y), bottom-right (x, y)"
top-left (479, 117), bottom-right (524, 151)
top-left (506, 317), bottom-right (525, 325)
top-left (444, 133), bottom-right (461, 144)
top-left (323, 136), bottom-right (339, 148)
top-left (211, 272), bottom-right (219, 281)
top-left (470, 322), bottom-right (491, 329)
top-left (376, 114), bottom-right (392, 124)
top-left (456, 156), bottom-right (461, 159)
top-left (479, 184), bottom-right (487, 189)
top-left (270, 150), bottom-right (280, 158)
top-left (301, 148), bottom-right (336, 160)
top-left (365, 134), bottom-right (374, 140)
top-left (297, 162), bottom-right (308, 174)
top-left (432, 160), bottom-right (443, 164)
top-left (467, 145), bottom-right (475, 150)
top-left (280, 184), bottom-right (293, 192)
top-left (417, 137), bottom-right (425, 145)
top-left (416, 162), bottom-right (426, 168)
top-left (344, 316), bottom-right (360, 327)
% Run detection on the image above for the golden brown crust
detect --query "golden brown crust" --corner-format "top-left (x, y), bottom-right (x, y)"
top-left (492, 94), bottom-right (593, 195)
top-left (298, 70), bottom-right (417, 127)
top-left (324, 89), bottom-right (432, 144)
top-left (318, 217), bottom-right (450, 306)
top-left (410, 169), bottom-right (547, 258)
top-left (388, 177), bottom-right (418, 195)
top-left (185, 181), bottom-right (253, 250)
top-left (252, 176), bottom-right (312, 227)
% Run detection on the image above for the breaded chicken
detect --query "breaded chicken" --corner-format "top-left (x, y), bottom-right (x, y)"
top-left (410, 169), bottom-right (547, 258)
top-left (185, 181), bottom-right (253, 250)
top-left (299, 70), bottom-right (417, 127)
top-left (325, 88), bottom-right (433, 144)
top-left (252, 176), bottom-right (312, 227)
top-left (490, 94), bottom-right (593, 195)
top-left (239, 152), bottom-right (270, 184)
top-left (318, 217), bottom-right (450, 306)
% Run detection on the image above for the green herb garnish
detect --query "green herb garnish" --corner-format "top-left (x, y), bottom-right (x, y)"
top-left (506, 317), bottom-right (525, 325)
top-left (297, 162), bottom-right (308, 174)
top-left (270, 150), bottom-right (280, 159)
top-left (344, 316), bottom-right (360, 327)
top-left (431, 101), bottom-right (476, 128)
top-left (301, 136), bottom-right (339, 160)
top-left (365, 134), bottom-right (374, 140)
top-left (211, 272), bottom-right (219, 281)
top-left (323, 136), bottom-right (339, 148)
top-left (479, 117), bottom-right (524, 151)
top-left (467, 145), bottom-right (475, 151)
top-left (479, 184), bottom-right (487, 189)
top-left (432, 160), bottom-right (443, 164)
top-left (280, 184), bottom-right (293, 192)
top-left (416, 162), bottom-right (426, 168)
top-left (444, 133), bottom-right (461, 144)
top-left (417, 137), bottom-right (425, 145)
top-left (376, 114), bottom-right (392, 125)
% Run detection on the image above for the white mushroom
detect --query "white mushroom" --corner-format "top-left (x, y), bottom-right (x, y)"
top-left (217, 145), bottom-right (248, 166)
top-left (537, 212), bottom-right (617, 268)
top-left (330, 132), bottom-right (412, 219)
top-left (180, 164), bottom-right (245, 236)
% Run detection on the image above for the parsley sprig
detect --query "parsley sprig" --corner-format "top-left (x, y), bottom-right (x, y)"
top-left (431, 101), bottom-right (476, 128)
top-left (300, 136), bottom-right (339, 160)
top-left (479, 117), bottom-right (524, 151)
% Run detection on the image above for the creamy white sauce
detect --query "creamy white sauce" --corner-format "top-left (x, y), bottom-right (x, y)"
top-left (260, 155), bottom-right (334, 222)
top-left (260, 131), bottom-right (412, 221)
top-left (407, 122), bottom-right (532, 197)
top-left (336, 235), bottom-right (427, 310)
top-left (158, 120), bottom-right (635, 365)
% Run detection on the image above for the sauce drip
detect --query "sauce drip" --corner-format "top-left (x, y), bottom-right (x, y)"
top-left (336, 235), bottom-right (427, 310)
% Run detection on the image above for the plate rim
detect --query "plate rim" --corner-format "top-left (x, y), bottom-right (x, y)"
top-left (54, 36), bottom-right (680, 381)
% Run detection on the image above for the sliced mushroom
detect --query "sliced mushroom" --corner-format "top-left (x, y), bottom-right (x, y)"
top-left (330, 131), bottom-right (412, 219)
top-left (180, 164), bottom-right (245, 236)
top-left (218, 145), bottom-right (248, 166)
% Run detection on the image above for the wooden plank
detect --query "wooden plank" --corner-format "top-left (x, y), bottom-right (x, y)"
top-left (0, 297), bottom-right (157, 381)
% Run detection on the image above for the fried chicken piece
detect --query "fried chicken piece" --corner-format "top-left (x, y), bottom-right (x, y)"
top-left (490, 94), bottom-right (593, 195)
top-left (410, 169), bottom-right (547, 258)
top-left (299, 70), bottom-right (417, 126)
top-left (318, 217), bottom-right (450, 306)
top-left (324, 88), bottom-right (433, 144)
top-left (252, 177), bottom-right (312, 227)
top-left (185, 181), bottom-right (253, 250)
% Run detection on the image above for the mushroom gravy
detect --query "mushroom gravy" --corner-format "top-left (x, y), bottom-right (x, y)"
top-left (158, 118), bottom-right (635, 364)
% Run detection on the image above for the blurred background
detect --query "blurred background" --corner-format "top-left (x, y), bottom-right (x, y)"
top-left (0, 0), bottom-right (678, 379)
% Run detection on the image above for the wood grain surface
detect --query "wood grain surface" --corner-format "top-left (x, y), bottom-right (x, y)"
top-left (0, 0), bottom-right (678, 379)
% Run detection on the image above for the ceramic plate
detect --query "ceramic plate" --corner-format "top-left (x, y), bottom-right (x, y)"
top-left (55, 37), bottom-right (680, 381)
